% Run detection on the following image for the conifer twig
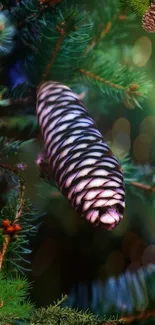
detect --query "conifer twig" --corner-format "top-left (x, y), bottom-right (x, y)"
top-left (0, 163), bottom-right (25, 270)
top-left (0, 235), bottom-right (10, 269)
top-left (0, 96), bottom-right (35, 108)
top-left (14, 178), bottom-right (25, 224)
top-left (85, 13), bottom-right (128, 55)
top-left (131, 181), bottom-right (155, 192)
top-left (120, 0), bottom-right (150, 17)
top-left (79, 69), bottom-right (143, 97)
top-left (41, 17), bottom-right (73, 82)
top-left (85, 21), bottom-right (113, 55)
top-left (119, 308), bottom-right (155, 324)
top-left (41, 28), bottom-right (65, 81)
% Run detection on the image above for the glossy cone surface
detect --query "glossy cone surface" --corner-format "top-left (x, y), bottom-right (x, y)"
top-left (36, 81), bottom-right (125, 230)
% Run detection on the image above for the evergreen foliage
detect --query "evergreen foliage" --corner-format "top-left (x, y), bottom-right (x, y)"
top-left (0, 0), bottom-right (155, 324)
top-left (0, 272), bottom-right (33, 325)
top-left (30, 295), bottom-right (104, 325)
top-left (119, 0), bottom-right (150, 17)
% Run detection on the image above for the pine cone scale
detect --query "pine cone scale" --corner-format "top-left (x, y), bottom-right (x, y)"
top-left (142, 3), bottom-right (155, 33)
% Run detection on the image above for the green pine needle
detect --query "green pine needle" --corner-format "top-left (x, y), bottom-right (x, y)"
top-left (79, 50), bottom-right (152, 107)
top-left (119, 0), bottom-right (150, 17)
top-left (0, 271), bottom-right (34, 325)
top-left (30, 295), bottom-right (102, 325)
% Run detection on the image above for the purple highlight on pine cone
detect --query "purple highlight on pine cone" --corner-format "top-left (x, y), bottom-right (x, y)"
top-left (36, 81), bottom-right (125, 230)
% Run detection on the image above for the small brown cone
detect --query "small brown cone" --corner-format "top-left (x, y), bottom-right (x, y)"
top-left (142, 2), bottom-right (155, 33)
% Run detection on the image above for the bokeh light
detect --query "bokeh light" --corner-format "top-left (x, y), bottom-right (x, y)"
top-left (104, 250), bottom-right (125, 276)
top-left (132, 36), bottom-right (152, 67)
top-left (142, 245), bottom-right (155, 266)
top-left (129, 238), bottom-right (146, 262)
top-left (123, 97), bottom-right (136, 110)
top-left (112, 117), bottom-right (131, 136)
top-left (32, 239), bottom-right (56, 276)
top-left (122, 232), bottom-right (140, 258)
top-left (140, 116), bottom-right (155, 137)
top-left (133, 133), bottom-right (151, 162)
top-left (112, 118), bottom-right (131, 153)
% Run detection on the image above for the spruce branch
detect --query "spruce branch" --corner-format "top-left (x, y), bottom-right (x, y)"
top-left (80, 68), bottom-right (141, 93)
top-left (85, 21), bottom-right (113, 55)
top-left (85, 12), bottom-right (128, 55)
top-left (39, 8), bottom-right (91, 82)
top-left (25, 5), bottom-right (92, 84)
top-left (0, 96), bottom-right (35, 108)
top-left (0, 116), bottom-right (39, 140)
top-left (120, 308), bottom-right (155, 324)
top-left (119, 0), bottom-right (150, 17)
top-left (41, 19), bottom-right (69, 81)
top-left (0, 235), bottom-right (10, 269)
top-left (0, 273), bottom-right (33, 325)
top-left (0, 167), bottom-right (25, 270)
top-left (11, 0), bottom-right (64, 29)
top-left (79, 68), bottom-right (144, 104)
top-left (79, 49), bottom-right (152, 106)
top-left (13, 177), bottom-right (25, 224)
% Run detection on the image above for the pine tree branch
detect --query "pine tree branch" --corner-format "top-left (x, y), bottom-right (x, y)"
top-left (0, 274), bottom-right (33, 323)
top-left (0, 163), bottom-right (25, 270)
top-left (12, 0), bottom-right (64, 29)
top-left (120, 308), bottom-right (155, 324)
top-left (85, 21), bottom-right (113, 55)
top-left (119, 0), bottom-right (150, 17)
top-left (0, 96), bottom-right (35, 108)
top-left (2, 283), bottom-right (23, 307)
top-left (85, 13), bottom-right (128, 55)
top-left (14, 178), bottom-right (25, 224)
top-left (41, 25), bottom-right (66, 81)
top-left (41, 16), bottom-right (77, 81)
top-left (0, 235), bottom-right (10, 269)
top-left (79, 68), bottom-right (143, 97)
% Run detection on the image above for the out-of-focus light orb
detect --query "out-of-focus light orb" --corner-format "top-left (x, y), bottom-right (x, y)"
top-left (122, 232), bottom-right (140, 258)
top-left (32, 239), bottom-right (56, 276)
top-left (129, 238), bottom-right (146, 262)
top-left (133, 133), bottom-right (151, 162)
top-left (127, 261), bottom-right (141, 272)
top-left (113, 132), bottom-right (131, 153)
top-left (124, 97), bottom-right (136, 110)
top-left (105, 250), bottom-right (125, 276)
top-left (142, 245), bottom-right (155, 266)
top-left (112, 117), bottom-right (131, 136)
top-left (112, 118), bottom-right (131, 153)
top-left (140, 116), bottom-right (155, 137)
top-left (132, 36), bottom-right (152, 67)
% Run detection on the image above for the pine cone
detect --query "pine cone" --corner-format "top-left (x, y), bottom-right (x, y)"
top-left (36, 81), bottom-right (125, 231)
top-left (142, 2), bottom-right (155, 33)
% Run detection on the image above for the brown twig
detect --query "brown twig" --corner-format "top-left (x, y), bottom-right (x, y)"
top-left (85, 13), bottom-right (128, 55)
top-left (118, 308), bottom-right (155, 324)
top-left (79, 69), bottom-right (143, 97)
top-left (0, 164), bottom-right (25, 270)
top-left (0, 235), bottom-right (10, 269)
top-left (41, 30), bottom-right (65, 81)
top-left (80, 68), bottom-right (125, 90)
top-left (131, 181), bottom-right (155, 193)
top-left (41, 20), bottom-right (69, 82)
top-left (85, 21), bottom-right (112, 55)
top-left (14, 179), bottom-right (25, 224)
